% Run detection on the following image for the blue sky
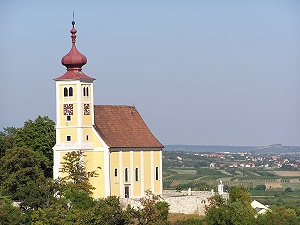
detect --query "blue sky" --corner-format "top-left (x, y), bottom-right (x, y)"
top-left (1, 0), bottom-right (299, 146)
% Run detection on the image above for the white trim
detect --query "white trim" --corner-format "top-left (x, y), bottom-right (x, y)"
top-left (160, 150), bottom-right (163, 195)
top-left (151, 150), bottom-right (154, 193)
top-left (130, 151), bottom-right (134, 197)
top-left (141, 151), bottom-right (144, 196)
top-left (104, 147), bottom-right (110, 197)
top-left (119, 151), bottom-right (123, 197)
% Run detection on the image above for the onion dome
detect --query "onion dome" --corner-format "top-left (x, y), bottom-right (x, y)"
top-left (61, 20), bottom-right (87, 70)
top-left (54, 20), bottom-right (95, 81)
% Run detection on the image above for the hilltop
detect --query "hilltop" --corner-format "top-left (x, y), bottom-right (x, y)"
top-left (164, 144), bottom-right (300, 155)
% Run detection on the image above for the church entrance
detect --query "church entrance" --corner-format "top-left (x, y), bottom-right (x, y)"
top-left (124, 185), bottom-right (130, 198)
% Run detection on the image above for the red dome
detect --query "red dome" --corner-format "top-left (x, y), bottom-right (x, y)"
top-left (54, 21), bottom-right (95, 81)
top-left (61, 27), bottom-right (87, 70)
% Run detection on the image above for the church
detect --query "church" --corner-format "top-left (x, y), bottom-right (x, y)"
top-left (53, 20), bottom-right (164, 199)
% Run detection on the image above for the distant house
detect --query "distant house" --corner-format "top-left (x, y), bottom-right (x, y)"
top-left (251, 200), bottom-right (269, 214)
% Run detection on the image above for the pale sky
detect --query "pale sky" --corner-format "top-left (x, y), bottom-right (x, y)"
top-left (1, 0), bottom-right (299, 146)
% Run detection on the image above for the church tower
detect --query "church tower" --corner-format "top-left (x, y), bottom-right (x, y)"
top-left (53, 20), bottom-right (95, 179)
top-left (53, 19), bottom-right (164, 199)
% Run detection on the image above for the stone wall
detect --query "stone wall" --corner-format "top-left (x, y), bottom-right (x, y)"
top-left (120, 190), bottom-right (228, 215)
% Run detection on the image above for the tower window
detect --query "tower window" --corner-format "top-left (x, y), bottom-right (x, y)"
top-left (155, 167), bottom-right (159, 180)
top-left (66, 135), bottom-right (71, 142)
top-left (63, 87), bottom-right (73, 97)
top-left (69, 87), bottom-right (73, 96)
top-left (83, 87), bottom-right (89, 97)
top-left (135, 168), bottom-right (139, 182)
top-left (86, 135), bottom-right (89, 141)
top-left (64, 87), bottom-right (68, 97)
top-left (114, 168), bottom-right (118, 177)
top-left (124, 168), bottom-right (129, 182)
top-left (66, 116), bottom-right (71, 121)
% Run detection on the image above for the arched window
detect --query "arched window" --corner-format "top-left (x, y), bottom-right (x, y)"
top-left (83, 87), bottom-right (89, 97)
top-left (155, 167), bottom-right (159, 180)
top-left (114, 168), bottom-right (118, 177)
top-left (135, 168), bottom-right (139, 181)
top-left (124, 168), bottom-right (129, 182)
top-left (69, 87), bottom-right (73, 97)
top-left (64, 87), bottom-right (68, 97)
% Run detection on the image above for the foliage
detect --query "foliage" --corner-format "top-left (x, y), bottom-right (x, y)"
top-left (0, 197), bottom-right (24, 225)
top-left (173, 218), bottom-right (204, 225)
top-left (0, 127), bottom-right (18, 158)
top-left (13, 116), bottom-right (56, 177)
top-left (0, 147), bottom-right (44, 200)
top-left (229, 186), bottom-right (251, 204)
top-left (64, 188), bottom-right (96, 210)
top-left (20, 176), bottom-right (63, 210)
top-left (205, 199), bottom-right (256, 225)
top-left (59, 150), bottom-right (98, 194)
top-left (127, 190), bottom-right (170, 225)
top-left (79, 196), bottom-right (131, 225)
top-left (30, 202), bottom-right (69, 225)
top-left (256, 206), bottom-right (300, 225)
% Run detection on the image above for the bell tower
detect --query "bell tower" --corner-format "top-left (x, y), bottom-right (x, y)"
top-left (53, 19), bottom-right (96, 179)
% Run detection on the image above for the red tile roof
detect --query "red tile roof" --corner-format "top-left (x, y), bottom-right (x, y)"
top-left (94, 105), bottom-right (164, 149)
top-left (54, 70), bottom-right (95, 81)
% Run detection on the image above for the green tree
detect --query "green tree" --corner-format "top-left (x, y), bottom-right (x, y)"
top-left (205, 200), bottom-right (255, 225)
top-left (256, 206), bottom-right (300, 225)
top-left (127, 190), bottom-right (170, 225)
top-left (0, 127), bottom-right (18, 158)
top-left (0, 147), bottom-right (44, 200)
top-left (229, 186), bottom-right (251, 204)
top-left (59, 150), bottom-right (98, 194)
top-left (79, 196), bottom-right (131, 225)
top-left (14, 116), bottom-right (55, 177)
top-left (20, 176), bottom-right (63, 210)
top-left (0, 197), bottom-right (24, 225)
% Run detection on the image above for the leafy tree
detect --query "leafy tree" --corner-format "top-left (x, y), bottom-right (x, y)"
top-left (0, 127), bottom-right (18, 158)
top-left (205, 200), bottom-right (255, 225)
top-left (14, 116), bottom-right (55, 177)
top-left (30, 202), bottom-right (69, 225)
top-left (204, 194), bottom-right (226, 214)
top-left (0, 197), bottom-right (24, 225)
top-left (20, 176), bottom-right (63, 210)
top-left (127, 190), bottom-right (170, 225)
top-left (0, 147), bottom-right (44, 200)
top-left (256, 206), bottom-right (300, 225)
top-left (64, 189), bottom-right (96, 210)
top-left (79, 196), bottom-right (131, 225)
top-left (229, 186), bottom-right (251, 204)
top-left (59, 150), bottom-right (98, 194)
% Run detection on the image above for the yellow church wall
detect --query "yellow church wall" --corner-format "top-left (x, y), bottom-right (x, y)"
top-left (122, 151), bottom-right (130, 184)
top-left (82, 105), bottom-right (92, 126)
top-left (143, 151), bottom-right (152, 191)
top-left (82, 128), bottom-right (93, 143)
top-left (110, 152), bottom-right (120, 196)
top-left (153, 150), bottom-right (161, 194)
top-left (91, 132), bottom-right (104, 148)
top-left (133, 151), bottom-right (141, 196)
top-left (84, 151), bottom-right (105, 198)
top-left (60, 128), bottom-right (77, 142)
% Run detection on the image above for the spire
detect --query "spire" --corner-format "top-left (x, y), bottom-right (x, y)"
top-left (55, 17), bottom-right (95, 81)
top-left (61, 18), bottom-right (87, 71)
